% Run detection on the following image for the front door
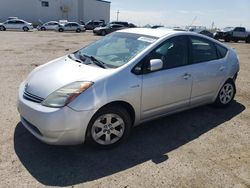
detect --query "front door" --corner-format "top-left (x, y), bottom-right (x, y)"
top-left (141, 36), bottom-right (193, 120)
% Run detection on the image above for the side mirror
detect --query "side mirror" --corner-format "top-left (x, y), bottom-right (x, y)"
top-left (149, 59), bottom-right (163, 72)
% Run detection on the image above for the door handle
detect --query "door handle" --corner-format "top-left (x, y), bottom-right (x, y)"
top-left (183, 73), bottom-right (191, 80)
top-left (219, 66), bottom-right (225, 71)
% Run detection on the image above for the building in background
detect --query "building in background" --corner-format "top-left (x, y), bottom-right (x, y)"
top-left (0, 0), bottom-right (110, 24)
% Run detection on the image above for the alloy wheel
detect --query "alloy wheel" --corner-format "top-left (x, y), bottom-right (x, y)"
top-left (91, 113), bottom-right (125, 145)
top-left (219, 83), bottom-right (234, 104)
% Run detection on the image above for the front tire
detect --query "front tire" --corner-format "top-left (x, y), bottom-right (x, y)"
top-left (58, 28), bottom-right (64, 32)
top-left (86, 106), bottom-right (132, 148)
top-left (76, 28), bottom-right (81, 33)
top-left (23, 27), bottom-right (29, 32)
top-left (214, 80), bottom-right (236, 107)
top-left (224, 36), bottom-right (231, 42)
top-left (101, 30), bottom-right (106, 36)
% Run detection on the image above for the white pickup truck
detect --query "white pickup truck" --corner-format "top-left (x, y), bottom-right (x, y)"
top-left (214, 27), bottom-right (250, 43)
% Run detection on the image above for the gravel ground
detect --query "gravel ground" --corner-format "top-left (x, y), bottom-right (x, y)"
top-left (0, 31), bottom-right (249, 188)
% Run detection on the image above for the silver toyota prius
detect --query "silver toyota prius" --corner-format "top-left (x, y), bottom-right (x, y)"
top-left (18, 28), bottom-right (239, 148)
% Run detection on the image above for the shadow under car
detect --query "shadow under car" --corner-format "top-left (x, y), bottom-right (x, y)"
top-left (14, 100), bottom-right (245, 186)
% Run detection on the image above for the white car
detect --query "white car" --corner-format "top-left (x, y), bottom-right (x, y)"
top-left (37, 21), bottom-right (59, 31)
top-left (57, 22), bottom-right (86, 33)
top-left (18, 28), bottom-right (239, 148)
top-left (0, 19), bottom-right (33, 31)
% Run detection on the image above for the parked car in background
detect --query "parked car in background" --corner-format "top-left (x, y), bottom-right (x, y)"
top-left (85, 20), bottom-right (104, 30)
top-left (18, 28), bottom-right (239, 148)
top-left (37, 21), bottom-right (59, 31)
top-left (152, 25), bottom-right (164, 29)
top-left (214, 27), bottom-right (250, 43)
top-left (57, 22), bottom-right (85, 33)
top-left (110, 21), bottom-right (129, 27)
top-left (93, 24), bottom-right (125, 35)
top-left (0, 19), bottom-right (33, 31)
top-left (59, 20), bottom-right (68, 25)
top-left (190, 28), bottom-right (213, 38)
top-left (7, 17), bottom-right (18, 20)
top-left (128, 23), bottom-right (137, 28)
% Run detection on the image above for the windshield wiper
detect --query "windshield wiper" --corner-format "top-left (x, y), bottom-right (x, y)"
top-left (81, 54), bottom-right (107, 69)
top-left (68, 54), bottom-right (84, 64)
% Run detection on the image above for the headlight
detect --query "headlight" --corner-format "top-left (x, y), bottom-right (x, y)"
top-left (42, 81), bottom-right (93, 108)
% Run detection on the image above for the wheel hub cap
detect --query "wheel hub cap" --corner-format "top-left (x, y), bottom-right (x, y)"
top-left (219, 83), bottom-right (234, 104)
top-left (91, 114), bottom-right (125, 145)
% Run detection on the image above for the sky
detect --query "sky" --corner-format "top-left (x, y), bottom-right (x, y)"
top-left (110, 0), bottom-right (250, 29)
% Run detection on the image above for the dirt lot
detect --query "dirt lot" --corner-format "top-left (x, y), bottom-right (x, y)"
top-left (0, 31), bottom-right (249, 188)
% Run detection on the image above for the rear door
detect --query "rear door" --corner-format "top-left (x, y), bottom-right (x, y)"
top-left (233, 27), bottom-right (247, 38)
top-left (141, 35), bottom-right (193, 120)
top-left (5, 20), bottom-right (15, 29)
top-left (188, 36), bottom-right (227, 105)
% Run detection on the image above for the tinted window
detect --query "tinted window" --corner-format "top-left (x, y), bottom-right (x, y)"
top-left (148, 36), bottom-right (188, 70)
top-left (16, 21), bottom-right (24, 24)
top-left (234, 27), bottom-right (245, 32)
top-left (190, 36), bottom-right (217, 63)
top-left (8, 21), bottom-right (15, 24)
top-left (112, 25), bottom-right (123, 28)
top-left (41, 1), bottom-right (49, 7)
top-left (71, 23), bottom-right (78, 26)
top-left (216, 44), bottom-right (228, 59)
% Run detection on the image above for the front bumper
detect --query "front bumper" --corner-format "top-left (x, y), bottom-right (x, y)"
top-left (17, 82), bottom-right (96, 145)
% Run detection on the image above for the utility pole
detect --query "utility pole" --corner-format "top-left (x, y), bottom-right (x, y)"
top-left (116, 10), bottom-right (120, 21)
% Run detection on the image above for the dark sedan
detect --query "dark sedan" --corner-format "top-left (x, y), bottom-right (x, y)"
top-left (93, 24), bottom-right (125, 36)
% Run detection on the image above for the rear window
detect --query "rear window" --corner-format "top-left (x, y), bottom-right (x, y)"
top-left (216, 44), bottom-right (228, 59)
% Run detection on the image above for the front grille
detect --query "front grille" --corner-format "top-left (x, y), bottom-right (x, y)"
top-left (23, 91), bottom-right (44, 103)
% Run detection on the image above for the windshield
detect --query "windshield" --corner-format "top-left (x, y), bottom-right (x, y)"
top-left (75, 32), bottom-right (158, 68)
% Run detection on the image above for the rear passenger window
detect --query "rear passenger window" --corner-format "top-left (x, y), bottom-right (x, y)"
top-left (216, 44), bottom-right (228, 59)
top-left (190, 36), bottom-right (217, 63)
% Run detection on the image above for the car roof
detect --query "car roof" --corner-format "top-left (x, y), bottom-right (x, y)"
top-left (8, 19), bottom-right (26, 22)
top-left (118, 28), bottom-right (184, 38)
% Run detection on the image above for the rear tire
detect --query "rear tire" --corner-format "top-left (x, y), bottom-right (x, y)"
top-left (0, 26), bottom-right (6, 31)
top-left (58, 28), bottom-right (64, 32)
top-left (41, 27), bottom-right (46, 31)
top-left (86, 105), bottom-right (132, 149)
top-left (246, 36), bottom-right (250, 43)
top-left (214, 80), bottom-right (236, 107)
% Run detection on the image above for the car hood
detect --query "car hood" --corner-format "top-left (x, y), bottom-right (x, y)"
top-left (25, 56), bottom-right (111, 99)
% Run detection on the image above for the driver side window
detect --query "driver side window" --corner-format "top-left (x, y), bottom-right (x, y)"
top-left (147, 36), bottom-right (189, 71)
